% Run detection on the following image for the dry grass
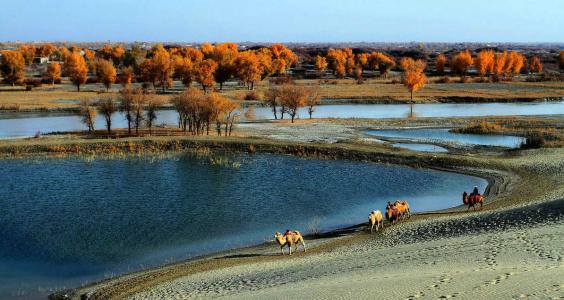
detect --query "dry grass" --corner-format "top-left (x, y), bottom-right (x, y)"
top-left (2, 77), bottom-right (564, 111)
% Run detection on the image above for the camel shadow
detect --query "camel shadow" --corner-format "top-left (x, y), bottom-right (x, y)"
top-left (214, 253), bottom-right (268, 259)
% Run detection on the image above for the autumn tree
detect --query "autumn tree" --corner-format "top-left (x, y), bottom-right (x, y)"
top-left (132, 90), bottom-right (147, 134)
top-left (79, 99), bottom-right (97, 133)
top-left (528, 56), bottom-right (543, 74)
top-left (65, 52), bottom-right (88, 91)
top-left (264, 86), bottom-right (281, 119)
top-left (255, 48), bottom-right (273, 79)
top-left (278, 85), bottom-right (313, 123)
top-left (451, 50), bottom-right (473, 77)
top-left (475, 50), bottom-right (494, 78)
top-left (150, 45), bottom-right (173, 92)
top-left (400, 57), bottom-right (427, 100)
top-left (96, 59), bottom-right (117, 91)
top-left (327, 48), bottom-right (353, 78)
top-left (234, 51), bottom-right (261, 90)
top-left (435, 54), bottom-right (447, 74)
top-left (139, 59), bottom-right (157, 88)
top-left (269, 44), bottom-right (297, 75)
top-left (493, 51), bottom-right (508, 80)
top-left (205, 43), bottom-right (238, 90)
top-left (119, 66), bottom-right (134, 86)
top-left (368, 52), bottom-right (396, 77)
top-left (39, 44), bottom-right (55, 58)
top-left (46, 62), bottom-right (61, 85)
top-left (0, 50), bottom-right (25, 86)
top-left (97, 96), bottom-right (117, 134)
top-left (305, 87), bottom-right (321, 119)
top-left (19, 45), bottom-right (37, 65)
top-left (314, 55), bottom-right (328, 77)
top-left (506, 51), bottom-right (525, 79)
top-left (195, 59), bottom-right (218, 93)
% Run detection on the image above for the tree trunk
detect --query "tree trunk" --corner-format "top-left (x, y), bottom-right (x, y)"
top-left (250, 81), bottom-right (254, 90)
top-left (410, 90), bottom-right (413, 100)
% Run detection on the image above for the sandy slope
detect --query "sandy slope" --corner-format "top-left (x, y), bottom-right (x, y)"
top-left (127, 199), bottom-right (564, 300)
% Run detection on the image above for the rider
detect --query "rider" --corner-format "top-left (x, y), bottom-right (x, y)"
top-left (284, 229), bottom-right (293, 236)
top-left (472, 186), bottom-right (479, 196)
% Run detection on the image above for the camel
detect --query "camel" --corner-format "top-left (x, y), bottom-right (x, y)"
top-left (462, 192), bottom-right (484, 210)
top-left (394, 200), bottom-right (411, 219)
top-left (274, 231), bottom-right (306, 255)
top-left (368, 210), bottom-right (383, 233)
top-left (385, 202), bottom-right (400, 224)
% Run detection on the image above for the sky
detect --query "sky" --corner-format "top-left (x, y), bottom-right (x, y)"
top-left (1, 0), bottom-right (563, 43)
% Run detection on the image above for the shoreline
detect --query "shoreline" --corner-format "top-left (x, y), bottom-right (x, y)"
top-left (30, 136), bottom-right (560, 300)
top-left (1, 96), bottom-right (563, 114)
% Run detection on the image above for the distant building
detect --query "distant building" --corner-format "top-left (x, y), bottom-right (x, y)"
top-left (33, 56), bottom-right (49, 64)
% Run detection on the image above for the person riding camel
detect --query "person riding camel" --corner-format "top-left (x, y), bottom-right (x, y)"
top-left (472, 186), bottom-right (480, 196)
top-left (284, 229), bottom-right (294, 236)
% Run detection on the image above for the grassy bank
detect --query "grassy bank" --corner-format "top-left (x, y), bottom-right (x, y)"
top-left (2, 78), bottom-right (564, 112)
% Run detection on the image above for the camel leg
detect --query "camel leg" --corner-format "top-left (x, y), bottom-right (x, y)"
top-left (370, 223), bottom-right (374, 233)
top-left (280, 246), bottom-right (284, 256)
top-left (301, 238), bottom-right (307, 252)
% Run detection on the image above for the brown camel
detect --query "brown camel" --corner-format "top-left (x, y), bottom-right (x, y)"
top-left (368, 210), bottom-right (383, 233)
top-left (274, 231), bottom-right (306, 255)
top-left (394, 200), bottom-right (411, 219)
top-left (385, 202), bottom-right (400, 224)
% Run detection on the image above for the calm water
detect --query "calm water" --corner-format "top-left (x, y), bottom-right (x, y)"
top-left (0, 153), bottom-right (487, 299)
top-left (392, 143), bottom-right (449, 152)
top-left (367, 128), bottom-right (526, 148)
top-left (1, 101), bottom-right (563, 138)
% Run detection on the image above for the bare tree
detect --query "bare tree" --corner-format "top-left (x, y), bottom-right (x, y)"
top-left (120, 88), bottom-right (135, 135)
top-left (98, 96), bottom-right (117, 134)
top-left (79, 99), bottom-right (97, 133)
top-left (145, 95), bottom-right (163, 134)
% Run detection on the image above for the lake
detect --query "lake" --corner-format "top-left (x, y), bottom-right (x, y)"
top-left (1, 101), bottom-right (563, 138)
top-left (366, 128), bottom-right (526, 148)
top-left (0, 153), bottom-right (487, 299)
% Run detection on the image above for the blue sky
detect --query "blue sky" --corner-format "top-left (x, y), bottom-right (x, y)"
top-left (1, 0), bottom-right (563, 43)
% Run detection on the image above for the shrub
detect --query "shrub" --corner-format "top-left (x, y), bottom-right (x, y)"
top-left (436, 76), bottom-right (451, 83)
top-left (521, 132), bottom-right (545, 149)
top-left (244, 91), bottom-right (262, 100)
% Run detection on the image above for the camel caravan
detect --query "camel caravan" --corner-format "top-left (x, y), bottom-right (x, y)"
top-left (273, 186), bottom-right (485, 254)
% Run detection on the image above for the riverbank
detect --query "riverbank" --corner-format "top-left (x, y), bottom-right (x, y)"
top-left (2, 79), bottom-right (564, 112)
top-left (40, 136), bottom-right (562, 300)
top-left (0, 132), bottom-right (558, 299)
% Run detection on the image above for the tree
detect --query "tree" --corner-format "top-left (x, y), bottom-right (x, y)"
top-left (559, 50), bottom-right (564, 72)
top-left (475, 50), bottom-right (494, 78)
top-left (79, 99), bottom-right (97, 133)
top-left (207, 43), bottom-right (238, 90)
top-left (19, 45), bottom-right (37, 65)
top-left (264, 86), bottom-right (281, 119)
top-left (195, 59), bottom-right (218, 93)
top-left (507, 51), bottom-right (525, 79)
top-left (111, 44), bottom-right (125, 66)
top-left (327, 48), bottom-right (352, 78)
top-left (150, 45), bottom-right (173, 92)
top-left (65, 52), bottom-right (88, 91)
top-left (139, 59), bottom-right (157, 88)
top-left (528, 56), bottom-right (543, 74)
top-left (305, 87), bottom-right (321, 119)
top-left (279, 85), bottom-right (308, 123)
top-left (96, 59), bottom-right (117, 91)
top-left (39, 44), bottom-right (55, 58)
top-left (120, 88), bottom-right (136, 134)
top-left (435, 54), bottom-right (447, 74)
top-left (314, 55), bottom-right (327, 77)
top-left (173, 56), bottom-right (193, 87)
top-left (269, 44), bottom-right (297, 75)
top-left (367, 52), bottom-right (396, 77)
top-left (98, 96), bottom-right (117, 134)
top-left (145, 95), bottom-right (163, 134)
top-left (0, 50), bottom-right (25, 86)
top-left (119, 66), bottom-right (134, 86)
top-left (46, 62), bottom-right (61, 85)
top-left (400, 57), bottom-right (427, 101)
top-left (451, 50), bottom-right (473, 77)
top-left (493, 51), bottom-right (508, 80)
top-left (234, 51), bottom-right (261, 90)
top-left (132, 90), bottom-right (147, 134)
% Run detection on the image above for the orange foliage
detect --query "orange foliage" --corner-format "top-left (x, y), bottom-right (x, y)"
top-left (475, 50), bottom-right (494, 77)
top-left (150, 45), bottom-right (173, 91)
top-left (400, 57), bottom-right (427, 100)
top-left (96, 59), bottom-right (117, 91)
top-left (0, 50), bottom-right (25, 85)
top-left (195, 59), bottom-right (218, 92)
top-left (234, 51), bottom-right (261, 90)
top-left (119, 66), bottom-right (134, 86)
top-left (46, 62), bottom-right (61, 85)
top-left (451, 50), bottom-right (473, 76)
top-left (65, 52), bottom-right (88, 91)
top-left (528, 56), bottom-right (543, 74)
top-left (327, 48), bottom-right (354, 78)
top-left (39, 44), bottom-right (55, 58)
top-left (19, 44), bottom-right (37, 65)
top-left (435, 54), bottom-right (447, 74)
top-left (269, 44), bottom-right (297, 74)
top-left (367, 52), bottom-right (396, 77)
top-left (314, 55), bottom-right (328, 76)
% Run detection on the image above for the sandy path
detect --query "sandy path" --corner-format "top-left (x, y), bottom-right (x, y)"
top-left (128, 199), bottom-right (564, 300)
